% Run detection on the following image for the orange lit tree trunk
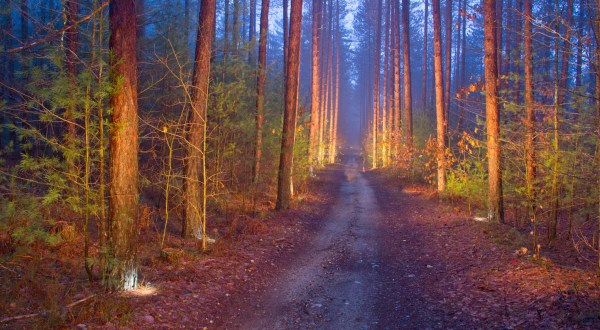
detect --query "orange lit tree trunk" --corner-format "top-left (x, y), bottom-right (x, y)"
top-left (283, 0), bottom-right (289, 78)
top-left (276, 0), bottom-right (303, 210)
top-left (382, 0), bottom-right (390, 166)
top-left (372, 0), bottom-right (382, 168)
top-left (422, 0), bottom-right (428, 112)
top-left (326, 0), bottom-right (334, 163)
top-left (402, 0), bottom-right (413, 153)
top-left (329, 0), bottom-right (341, 164)
top-left (309, 0), bottom-right (322, 171)
top-left (182, 0), bottom-right (217, 250)
top-left (392, 0), bottom-right (401, 157)
top-left (432, 0), bottom-right (446, 191)
top-left (523, 0), bottom-right (536, 248)
top-left (444, 0), bottom-right (452, 121)
top-left (484, 0), bottom-right (504, 222)
top-left (252, 0), bottom-right (270, 185)
top-left (106, 0), bottom-right (140, 290)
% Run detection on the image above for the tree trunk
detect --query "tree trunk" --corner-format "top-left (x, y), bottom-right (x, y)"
top-left (393, 0), bottom-right (401, 157)
top-left (1, 0), bottom-right (11, 148)
top-left (432, 0), bottom-right (446, 191)
top-left (444, 0), bottom-right (452, 121)
top-left (332, 0), bottom-right (340, 163)
top-left (252, 0), bottom-right (270, 185)
top-left (106, 0), bottom-right (140, 290)
top-left (309, 0), bottom-right (322, 171)
top-left (382, 0), bottom-right (390, 167)
top-left (523, 0), bottom-right (536, 249)
top-left (484, 0), bottom-right (504, 223)
top-left (233, 0), bottom-right (240, 52)
top-left (575, 0), bottom-right (584, 88)
top-left (457, 0), bottom-right (466, 131)
top-left (276, 0), bottom-right (303, 210)
top-left (249, 0), bottom-right (256, 63)
top-left (422, 0), bottom-right (429, 112)
top-left (326, 0), bottom-right (334, 164)
top-left (283, 0), bottom-right (289, 78)
top-left (549, 0), bottom-right (572, 240)
top-left (402, 0), bottom-right (413, 153)
top-left (496, 0), bottom-right (503, 75)
top-left (372, 0), bottom-right (383, 168)
top-left (182, 0), bottom-right (217, 251)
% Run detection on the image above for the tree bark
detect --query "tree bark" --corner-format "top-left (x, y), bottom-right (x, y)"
top-left (252, 0), bottom-right (270, 185)
top-left (484, 0), bottom-right (504, 223)
top-left (283, 0), bottom-right (289, 78)
top-left (332, 0), bottom-right (340, 164)
top-left (523, 0), bottom-right (536, 245)
top-left (382, 0), bottom-right (390, 166)
top-left (276, 0), bottom-right (303, 210)
top-left (457, 0), bottom-right (467, 132)
top-left (372, 0), bottom-right (383, 168)
top-left (393, 0), bottom-right (401, 157)
top-left (444, 0), bottom-right (452, 121)
top-left (402, 0), bottom-right (413, 152)
top-left (309, 0), bottom-right (322, 171)
top-left (106, 0), bottom-right (140, 290)
top-left (249, 0), bottom-right (256, 63)
top-left (233, 0), bottom-right (240, 52)
top-left (422, 0), bottom-right (429, 112)
top-left (182, 0), bottom-right (217, 251)
top-left (432, 0), bottom-right (446, 191)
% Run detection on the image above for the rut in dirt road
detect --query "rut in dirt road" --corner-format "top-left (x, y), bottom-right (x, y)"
top-left (240, 155), bottom-right (383, 329)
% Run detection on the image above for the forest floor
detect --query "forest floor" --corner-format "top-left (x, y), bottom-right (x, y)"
top-left (2, 153), bottom-right (600, 329)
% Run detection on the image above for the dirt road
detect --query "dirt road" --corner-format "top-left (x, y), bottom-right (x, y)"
top-left (235, 154), bottom-right (382, 329)
top-left (220, 154), bottom-right (600, 330)
top-left (224, 154), bottom-right (454, 329)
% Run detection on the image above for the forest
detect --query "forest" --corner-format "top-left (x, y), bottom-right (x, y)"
top-left (1, 0), bottom-right (600, 328)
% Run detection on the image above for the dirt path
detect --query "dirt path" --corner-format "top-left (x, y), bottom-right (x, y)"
top-left (220, 154), bottom-right (600, 330)
top-left (228, 154), bottom-right (382, 329)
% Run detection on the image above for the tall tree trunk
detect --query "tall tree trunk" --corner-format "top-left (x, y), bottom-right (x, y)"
top-left (457, 0), bottom-right (466, 131)
top-left (575, 0), bottom-right (584, 88)
top-left (1, 0), bottom-right (11, 148)
top-left (402, 0), bottom-right (413, 152)
top-left (422, 0), bottom-right (429, 112)
top-left (444, 0), bottom-right (452, 121)
top-left (309, 0), bottom-right (322, 171)
top-left (252, 0), bottom-right (270, 185)
top-left (496, 0), bottom-right (503, 75)
top-left (326, 0), bottom-right (334, 164)
top-left (225, 0), bottom-right (230, 54)
top-left (549, 0), bottom-right (572, 239)
top-left (182, 0), bottom-right (217, 252)
top-left (249, 0), bottom-right (256, 63)
top-left (484, 0), bottom-right (504, 223)
top-left (106, 0), bottom-right (140, 290)
top-left (233, 0), bottom-right (240, 52)
top-left (524, 0), bottom-right (536, 249)
top-left (283, 0), bottom-right (289, 78)
top-left (393, 0), bottom-right (401, 157)
top-left (432, 0), bottom-right (446, 191)
top-left (332, 0), bottom-right (340, 164)
top-left (372, 0), bottom-right (383, 168)
top-left (382, 0), bottom-right (390, 166)
top-left (276, 0), bottom-right (303, 210)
